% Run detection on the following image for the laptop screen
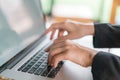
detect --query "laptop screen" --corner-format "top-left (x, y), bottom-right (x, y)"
top-left (0, 0), bottom-right (45, 67)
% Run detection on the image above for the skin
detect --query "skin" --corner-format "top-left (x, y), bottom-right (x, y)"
top-left (44, 20), bottom-right (98, 68)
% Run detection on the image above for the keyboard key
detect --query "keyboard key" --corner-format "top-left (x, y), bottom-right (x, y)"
top-left (37, 62), bottom-right (42, 65)
top-left (44, 61), bottom-right (47, 64)
top-left (35, 56), bottom-right (41, 59)
top-left (22, 67), bottom-right (30, 72)
top-left (41, 69), bottom-right (49, 77)
top-left (40, 59), bottom-right (44, 62)
top-left (39, 52), bottom-right (44, 55)
top-left (29, 61), bottom-right (36, 65)
top-left (34, 63), bottom-right (47, 75)
top-left (17, 59), bottom-right (32, 71)
top-left (55, 61), bottom-right (63, 71)
top-left (28, 67), bottom-right (37, 74)
top-left (18, 62), bottom-right (27, 71)
top-left (47, 61), bottom-right (63, 78)
top-left (40, 64), bottom-right (47, 68)
top-left (26, 65), bottom-right (32, 69)
top-left (33, 59), bottom-right (38, 62)
top-left (43, 55), bottom-right (48, 58)
top-left (34, 64), bottom-right (40, 69)
top-left (47, 65), bottom-right (53, 71)
top-left (34, 68), bottom-right (43, 75)
top-left (47, 69), bottom-right (57, 78)
top-left (41, 65), bottom-right (52, 77)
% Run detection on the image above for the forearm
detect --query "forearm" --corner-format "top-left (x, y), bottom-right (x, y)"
top-left (92, 52), bottom-right (120, 80)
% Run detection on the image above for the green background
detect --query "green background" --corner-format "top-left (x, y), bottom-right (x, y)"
top-left (41, 0), bottom-right (120, 23)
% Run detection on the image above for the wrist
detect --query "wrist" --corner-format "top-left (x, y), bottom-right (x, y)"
top-left (85, 23), bottom-right (95, 36)
top-left (80, 22), bottom-right (95, 36)
top-left (89, 49), bottom-right (98, 66)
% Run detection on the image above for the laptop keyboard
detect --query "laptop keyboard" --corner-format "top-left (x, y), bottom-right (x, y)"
top-left (18, 50), bottom-right (63, 78)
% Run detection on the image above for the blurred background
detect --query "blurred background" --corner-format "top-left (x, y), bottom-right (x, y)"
top-left (41, 0), bottom-right (120, 25)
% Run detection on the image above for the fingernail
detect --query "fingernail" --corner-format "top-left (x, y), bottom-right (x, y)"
top-left (51, 63), bottom-right (53, 66)
top-left (45, 49), bottom-right (48, 52)
top-left (53, 64), bottom-right (57, 68)
top-left (47, 62), bottom-right (49, 65)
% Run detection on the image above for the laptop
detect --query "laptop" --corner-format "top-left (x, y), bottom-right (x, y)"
top-left (0, 0), bottom-right (93, 80)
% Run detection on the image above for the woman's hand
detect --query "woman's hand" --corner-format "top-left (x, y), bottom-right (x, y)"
top-left (46, 39), bottom-right (97, 68)
top-left (44, 20), bottom-right (94, 40)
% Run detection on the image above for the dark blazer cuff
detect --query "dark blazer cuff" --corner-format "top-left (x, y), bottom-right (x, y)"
top-left (92, 51), bottom-right (120, 80)
top-left (93, 23), bottom-right (111, 48)
top-left (92, 51), bottom-right (109, 80)
top-left (93, 23), bottom-right (120, 48)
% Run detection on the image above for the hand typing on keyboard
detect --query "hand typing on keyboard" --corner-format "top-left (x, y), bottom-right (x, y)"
top-left (46, 39), bottom-right (97, 68)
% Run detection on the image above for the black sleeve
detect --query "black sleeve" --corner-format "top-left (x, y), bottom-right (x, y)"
top-left (93, 23), bottom-right (120, 48)
top-left (92, 51), bottom-right (120, 80)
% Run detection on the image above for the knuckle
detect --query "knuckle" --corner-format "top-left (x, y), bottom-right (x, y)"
top-left (51, 24), bottom-right (57, 28)
top-left (65, 51), bottom-right (69, 56)
top-left (64, 53), bottom-right (69, 59)
top-left (57, 48), bottom-right (61, 53)
top-left (65, 45), bottom-right (70, 50)
top-left (64, 40), bottom-right (69, 45)
top-left (62, 21), bottom-right (65, 24)
top-left (50, 51), bottom-right (55, 56)
top-left (54, 40), bottom-right (58, 44)
top-left (51, 24), bottom-right (55, 28)
top-left (54, 49), bottom-right (61, 54)
top-left (66, 39), bottom-right (70, 43)
top-left (53, 56), bottom-right (59, 61)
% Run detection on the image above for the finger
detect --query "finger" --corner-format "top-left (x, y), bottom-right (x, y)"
top-left (45, 46), bottom-right (50, 52)
top-left (58, 29), bottom-right (64, 38)
top-left (54, 39), bottom-right (65, 44)
top-left (43, 23), bottom-right (57, 35)
top-left (49, 47), bottom-right (66, 64)
top-left (42, 27), bottom-right (52, 37)
top-left (45, 43), bottom-right (54, 52)
top-left (50, 30), bottom-right (56, 40)
top-left (45, 39), bottom-right (64, 52)
top-left (47, 41), bottom-right (65, 63)
top-left (48, 41), bottom-right (65, 63)
top-left (57, 35), bottom-right (72, 41)
top-left (52, 41), bottom-right (65, 49)
top-left (45, 41), bottom-right (64, 52)
top-left (44, 22), bottom-right (68, 36)
top-left (53, 38), bottom-right (71, 47)
top-left (51, 53), bottom-right (66, 68)
top-left (46, 39), bottom-right (65, 52)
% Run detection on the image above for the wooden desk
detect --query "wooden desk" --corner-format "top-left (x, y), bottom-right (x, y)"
top-left (110, 0), bottom-right (120, 24)
top-left (53, 16), bottom-right (94, 23)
